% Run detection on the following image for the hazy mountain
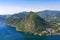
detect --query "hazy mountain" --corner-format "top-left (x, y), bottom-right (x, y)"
top-left (5, 12), bottom-right (28, 26)
top-left (0, 15), bottom-right (11, 20)
top-left (37, 10), bottom-right (60, 23)
top-left (5, 10), bottom-right (60, 23)
top-left (5, 10), bottom-right (60, 26)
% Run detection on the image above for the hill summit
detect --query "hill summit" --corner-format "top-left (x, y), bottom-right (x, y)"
top-left (16, 12), bottom-right (48, 34)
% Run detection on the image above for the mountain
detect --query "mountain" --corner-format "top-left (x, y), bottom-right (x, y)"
top-left (0, 15), bottom-right (11, 20)
top-left (5, 10), bottom-right (60, 24)
top-left (16, 12), bottom-right (48, 33)
top-left (37, 10), bottom-right (60, 24)
top-left (5, 12), bottom-right (28, 27)
top-left (5, 11), bottom-right (49, 35)
top-left (4, 10), bottom-right (60, 36)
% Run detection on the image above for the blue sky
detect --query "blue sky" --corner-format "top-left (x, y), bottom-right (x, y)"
top-left (0, 0), bottom-right (60, 15)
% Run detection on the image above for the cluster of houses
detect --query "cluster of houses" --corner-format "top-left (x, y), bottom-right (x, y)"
top-left (39, 23), bottom-right (60, 36)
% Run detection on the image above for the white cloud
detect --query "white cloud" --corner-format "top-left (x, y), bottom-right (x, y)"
top-left (0, 6), bottom-right (44, 15)
top-left (0, 6), bottom-right (60, 15)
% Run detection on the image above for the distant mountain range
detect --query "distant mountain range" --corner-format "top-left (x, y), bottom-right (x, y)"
top-left (0, 15), bottom-right (11, 20)
top-left (37, 10), bottom-right (60, 23)
top-left (37, 10), bottom-right (60, 19)
top-left (5, 12), bottom-right (28, 26)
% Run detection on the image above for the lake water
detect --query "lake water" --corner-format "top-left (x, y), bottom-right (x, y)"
top-left (0, 20), bottom-right (25, 40)
top-left (0, 20), bottom-right (60, 40)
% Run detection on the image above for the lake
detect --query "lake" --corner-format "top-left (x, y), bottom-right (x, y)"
top-left (0, 20), bottom-right (60, 40)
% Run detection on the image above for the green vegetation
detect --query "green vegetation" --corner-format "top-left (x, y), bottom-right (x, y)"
top-left (16, 12), bottom-right (48, 34)
top-left (5, 10), bottom-right (60, 36)
top-left (5, 11), bottom-right (49, 35)
top-left (5, 12), bottom-right (28, 27)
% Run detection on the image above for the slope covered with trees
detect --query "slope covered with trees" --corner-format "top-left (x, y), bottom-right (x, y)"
top-left (5, 12), bottom-right (49, 35)
top-left (16, 12), bottom-right (48, 33)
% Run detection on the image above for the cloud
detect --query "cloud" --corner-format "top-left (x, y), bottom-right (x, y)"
top-left (0, 6), bottom-right (45, 15)
top-left (0, 4), bottom-right (60, 15)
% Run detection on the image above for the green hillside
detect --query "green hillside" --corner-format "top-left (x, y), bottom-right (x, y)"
top-left (5, 12), bottom-right (50, 36)
top-left (16, 12), bottom-right (48, 34)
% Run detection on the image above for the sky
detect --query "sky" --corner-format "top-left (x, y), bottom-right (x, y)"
top-left (0, 0), bottom-right (60, 15)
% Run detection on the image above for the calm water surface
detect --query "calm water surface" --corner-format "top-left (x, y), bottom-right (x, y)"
top-left (0, 20), bottom-right (24, 40)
